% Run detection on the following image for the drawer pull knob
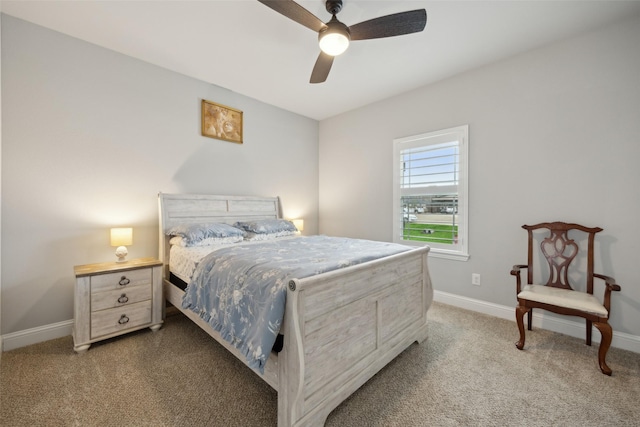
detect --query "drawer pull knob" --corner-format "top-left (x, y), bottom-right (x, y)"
top-left (118, 276), bottom-right (130, 286)
top-left (117, 294), bottom-right (129, 304)
top-left (118, 314), bottom-right (130, 325)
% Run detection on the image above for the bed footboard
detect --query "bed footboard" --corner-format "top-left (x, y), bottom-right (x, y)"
top-left (278, 246), bottom-right (431, 427)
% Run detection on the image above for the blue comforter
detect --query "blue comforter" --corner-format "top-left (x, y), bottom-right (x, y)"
top-left (182, 235), bottom-right (411, 373)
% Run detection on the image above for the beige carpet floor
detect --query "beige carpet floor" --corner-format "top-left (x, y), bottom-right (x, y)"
top-left (1, 302), bottom-right (639, 426)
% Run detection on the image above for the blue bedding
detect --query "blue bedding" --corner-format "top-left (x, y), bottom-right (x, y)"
top-left (181, 235), bottom-right (412, 373)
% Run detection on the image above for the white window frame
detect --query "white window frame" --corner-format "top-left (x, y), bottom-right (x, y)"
top-left (392, 125), bottom-right (469, 261)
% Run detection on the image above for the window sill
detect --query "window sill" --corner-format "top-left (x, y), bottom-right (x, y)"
top-left (396, 240), bottom-right (469, 261)
top-left (428, 249), bottom-right (469, 261)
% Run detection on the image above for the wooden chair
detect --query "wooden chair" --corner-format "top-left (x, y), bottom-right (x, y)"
top-left (511, 222), bottom-right (621, 375)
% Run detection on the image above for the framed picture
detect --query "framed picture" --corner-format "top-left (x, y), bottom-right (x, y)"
top-left (201, 99), bottom-right (243, 144)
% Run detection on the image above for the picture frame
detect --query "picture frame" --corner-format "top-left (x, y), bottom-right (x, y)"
top-left (201, 99), bottom-right (243, 144)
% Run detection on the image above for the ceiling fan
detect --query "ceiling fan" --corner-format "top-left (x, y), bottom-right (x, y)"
top-left (258, 0), bottom-right (427, 83)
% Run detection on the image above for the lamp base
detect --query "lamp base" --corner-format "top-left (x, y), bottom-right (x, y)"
top-left (115, 246), bottom-right (128, 263)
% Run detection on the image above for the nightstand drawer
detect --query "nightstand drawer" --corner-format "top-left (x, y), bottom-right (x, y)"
top-left (90, 268), bottom-right (152, 293)
top-left (91, 284), bottom-right (151, 312)
top-left (91, 300), bottom-right (152, 338)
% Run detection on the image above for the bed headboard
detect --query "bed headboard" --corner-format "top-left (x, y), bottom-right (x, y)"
top-left (158, 192), bottom-right (283, 278)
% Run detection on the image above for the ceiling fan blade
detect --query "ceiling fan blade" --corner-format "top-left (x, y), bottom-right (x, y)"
top-left (257, 0), bottom-right (326, 33)
top-left (310, 52), bottom-right (334, 84)
top-left (349, 9), bottom-right (427, 41)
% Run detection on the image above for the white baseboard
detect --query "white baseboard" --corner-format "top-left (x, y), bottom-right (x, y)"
top-left (2, 292), bottom-right (639, 354)
top-left (433, 290), bottom-right (640, 354)
top-left (1, 319), bottom-right (73, 352)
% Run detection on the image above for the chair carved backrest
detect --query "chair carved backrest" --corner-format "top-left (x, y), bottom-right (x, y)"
top-left (524, 222), bottom-right (602, 294)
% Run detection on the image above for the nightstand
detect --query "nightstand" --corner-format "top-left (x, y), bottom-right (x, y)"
top-left (73, 257), bottom-right (163, 353)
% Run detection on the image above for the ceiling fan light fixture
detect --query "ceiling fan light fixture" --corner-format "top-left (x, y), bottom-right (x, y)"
top-left (258, 0), bottom-right (427, 83)
top-left (318, 19), bottom-right (350, 56)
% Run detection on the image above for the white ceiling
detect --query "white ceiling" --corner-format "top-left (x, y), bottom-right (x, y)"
top-left (2, 0), bottom-right (640, 120)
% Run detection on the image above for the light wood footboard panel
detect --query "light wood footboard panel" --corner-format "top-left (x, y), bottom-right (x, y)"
top-left (279, 246), bottom-right (432, 426)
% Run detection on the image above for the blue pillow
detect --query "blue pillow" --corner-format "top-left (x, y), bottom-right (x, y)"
top-left (166, 223), bottom-right (245, 245)
top-left (234, 219), bottom-right (298, 234)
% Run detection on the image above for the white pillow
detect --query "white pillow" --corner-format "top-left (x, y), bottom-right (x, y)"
top-left (169, 235), bottom-right (244, 247)
top-left (243, 230), bottom-right (297, 241)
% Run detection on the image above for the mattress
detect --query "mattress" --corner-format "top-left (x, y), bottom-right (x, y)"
top-left (169, 244), bottom-right (223, 283)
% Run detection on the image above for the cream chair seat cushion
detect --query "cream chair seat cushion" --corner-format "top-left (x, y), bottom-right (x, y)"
top-left (518, 284), bottom-right (608, 317)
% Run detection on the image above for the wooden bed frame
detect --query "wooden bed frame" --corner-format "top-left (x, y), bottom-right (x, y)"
top-left (158, 193), bottom-right (433, 426)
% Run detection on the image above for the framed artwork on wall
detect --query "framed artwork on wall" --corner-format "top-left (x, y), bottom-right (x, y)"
top-left (201, 99), bottom-right (243, 144)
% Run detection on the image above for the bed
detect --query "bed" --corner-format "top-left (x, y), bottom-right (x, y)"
top-left (158, 193), bottom-right (433, 426)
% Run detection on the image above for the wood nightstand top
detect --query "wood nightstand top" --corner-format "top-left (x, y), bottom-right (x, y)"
top-left (74, 257), bottom-right (162, 277)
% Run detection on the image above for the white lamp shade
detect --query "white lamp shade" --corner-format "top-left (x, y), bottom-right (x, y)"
top-left (110, 228), bottom-right (133, 247)
top-left (292, 219), bottom-right (304, 232)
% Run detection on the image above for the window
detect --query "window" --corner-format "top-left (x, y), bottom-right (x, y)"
top-left (393, 125), bottom-right (469, 261)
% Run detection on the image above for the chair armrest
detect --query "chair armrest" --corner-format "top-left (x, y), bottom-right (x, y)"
top-left (593, 273), bottom-right (621, 313)
top-left (511, 264), bottom-right (528, 294)
top-left (593, 273), bottom-right (621, 292)
top-left (511, 264), bottom-right (528, 276)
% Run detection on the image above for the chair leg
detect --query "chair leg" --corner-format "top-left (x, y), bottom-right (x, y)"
top-left (515, 305), bottom-right (529, 350)
top-left (586, 319), bottom-right (592, 346)
top-left (527, 309), bottom-right (533, 331)
top-left (594, 322), bottom-right (613, 376)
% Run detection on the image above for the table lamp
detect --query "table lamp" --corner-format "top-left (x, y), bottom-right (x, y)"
top-left (110, 227), bottom-right (133, 263)
top-left (292, 219), bottom-right (304, 233)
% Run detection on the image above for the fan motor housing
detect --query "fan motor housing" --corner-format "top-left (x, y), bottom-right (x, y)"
top-left (326, 0), bottom-right (343, 15)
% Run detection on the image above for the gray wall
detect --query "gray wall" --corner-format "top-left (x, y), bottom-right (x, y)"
top-left (319, 15), bottom-right (640, 338)
top-left (1, 15), bottom-right (319, 334)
